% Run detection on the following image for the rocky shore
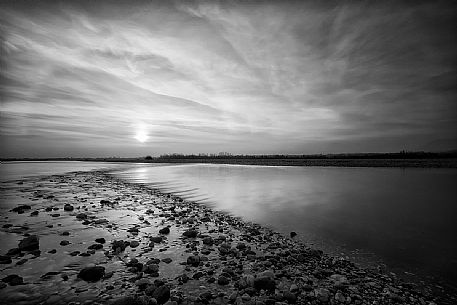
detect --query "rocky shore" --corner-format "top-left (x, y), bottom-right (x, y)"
top-left (0, 171), bottom-right (455, 305)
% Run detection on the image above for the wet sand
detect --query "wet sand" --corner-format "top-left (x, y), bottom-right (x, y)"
top-left (0, 171), bottom-right (455, 305)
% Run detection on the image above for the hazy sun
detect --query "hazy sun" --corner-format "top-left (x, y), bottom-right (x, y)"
top-left (134, 124), bottom-right (149, 143)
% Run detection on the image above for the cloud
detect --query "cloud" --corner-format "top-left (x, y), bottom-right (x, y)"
top-left (0, 0), bottom-right (456, 157)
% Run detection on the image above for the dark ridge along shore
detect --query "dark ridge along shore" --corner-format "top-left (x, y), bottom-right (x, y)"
top-left (0, 171), bottom-right (456, 305)
top-left (3, 151), bottom-right (457, 168)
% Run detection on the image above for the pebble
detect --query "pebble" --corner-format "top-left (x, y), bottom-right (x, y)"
top-left (64, 204), bottom-right (74, 211)
top-left (77, 266), bottom-right (105, 282)
top-left (60, 240), bottom-right (70, 246)
top-left (18, 235), bottom-right (39, 251)
top-left (159, 227), bottom-right (170, 234)
top-left (183, 229), bottom-right (198, 238)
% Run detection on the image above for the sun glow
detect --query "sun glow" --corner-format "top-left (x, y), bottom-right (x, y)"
top-left (134, 124), bottom-right (149, 143)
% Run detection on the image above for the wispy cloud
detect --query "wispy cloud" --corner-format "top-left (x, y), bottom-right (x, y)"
top-left (1, 0), bottom-right (456, 157)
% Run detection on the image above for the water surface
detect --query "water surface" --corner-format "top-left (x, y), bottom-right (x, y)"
top-left (113, 163), bottom-right (457, 286)
top-left (0, 161), bottom-right (126, 182)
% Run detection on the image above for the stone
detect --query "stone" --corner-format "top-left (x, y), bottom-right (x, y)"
top-left (330, 274), bottom-right (349, 288)
top-left (183, 229), bottom-right (198, 238)
top-left (218, 275), bottom-right (230, 285)
top-left (64, 204), bottom-right (74, 211)
top-left (128, 227), bottom-right (140, 233)
top-left (95, 238), bottom-right (106, 244)
top-left (193, 271), bottom-right (204, 279)
top-left (111, 296), bottom-right (137, 305)
top-left (218, 243), bottom-right (232, 255)
top-left (2, 274), bottom-right (24, 286)
top-left (290, 232), bottom-right (297, 238)
top-left (143, 264), bottom-right (159, 275)
top-left (60, 240), bottom-right (70, 246)
top-left (76, 213), bottom-right (87, 220)
top-left (16, 258), bottom-right (28, 265)
top-left (241, 294), bottom-right (251, 301)
top-left (254, 277), bottom-right (276, 291)
top-left (94, 218), bottom-right (109, 224)
top-left (187, 255), bottom-right (200, 267)
top-left (7, 248), bottom-right (21, 256)
top-left (334, 292), bottom-right (346, 302)
top-left (236, 242), bottom-right (246, 250)
top-left (126, 258), bottom-right (143, 271)
top-left (130, 240), bottom-right (140, 248)
top-left (159, 227), bottom-right (170, 234)
top-left (88, 243), bottom-right (103, 250)
top-left (152, 285), bottom-right (170, 304)
top-left (150, 236), bottom-right (163, 243)
top-left (11, 205), bottom-right (31, 213)
top-left (290, 284), bottom-right (299, 293)
top-left (112, 240), bottom-right (128, 252)
top-left (18, 235), bottom-right (39, 251)
top-left (0, 256), bottom-right (12, 264)
top-left (78, 266), bottom-right (105, 282)
top-left (136, 278), bottom-right (151, 289)
top-left (30, 249), bottom-right (41, 257)
top-left (283, 291), bottom-right (297, 304)
top-left (238, 275), bottom-right (255, 289)
top-left (162, 258), bottom-right (172, 264)
top-left (202, 236), bottom-right (213, 245)
top-left (314, 288), bottom-right (330, 302)
top-left (200, 291), bottom-right (213, 300)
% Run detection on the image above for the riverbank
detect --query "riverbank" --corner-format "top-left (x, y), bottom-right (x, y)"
top-left (3, 156), bottom-right (457, 169)
top-left (0, 171), bottom-right (455, 304)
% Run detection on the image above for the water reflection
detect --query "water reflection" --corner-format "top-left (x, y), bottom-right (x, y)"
top-left (113, 164), bottom-right (457, 286)
top-left (0, 161), bottom-right (126, 182)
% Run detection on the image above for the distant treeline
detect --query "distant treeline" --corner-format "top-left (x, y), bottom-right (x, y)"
top-left (2, 151), bottom-right (457, 163)
top-left (154, 151), bottom-right (457, 160)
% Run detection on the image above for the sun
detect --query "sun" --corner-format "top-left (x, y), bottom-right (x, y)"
top-left (134, 124), bottom-right (149, 143)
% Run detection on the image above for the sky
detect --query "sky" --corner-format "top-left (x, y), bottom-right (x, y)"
top-left (0, 0), bottom-right (456, 157)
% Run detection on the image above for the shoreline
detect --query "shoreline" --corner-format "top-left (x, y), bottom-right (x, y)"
top-left (0, 170), bottom-right (456, 304)
top-left (2, 158), bottom-right (457, 168)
